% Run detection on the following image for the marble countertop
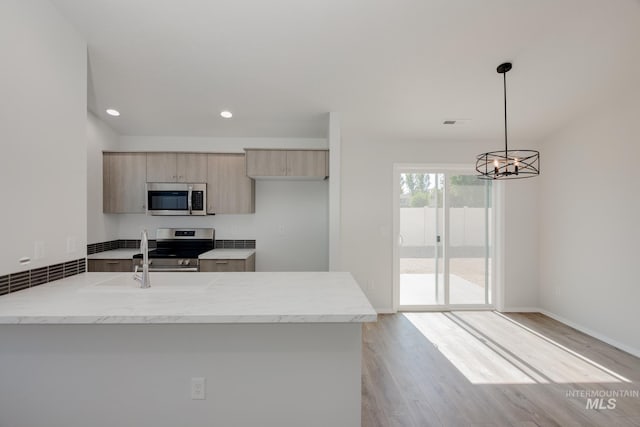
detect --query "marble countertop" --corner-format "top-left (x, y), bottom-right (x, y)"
top-left (87, 249), bottom-right (140, 260)
top-left (198, 249), bottom-right (255, 260)
top-left (0, 272), bottom-right (377, 324)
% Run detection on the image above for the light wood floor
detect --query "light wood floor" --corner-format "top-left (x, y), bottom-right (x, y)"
top-left (362, 312), bottom-right (640, 427)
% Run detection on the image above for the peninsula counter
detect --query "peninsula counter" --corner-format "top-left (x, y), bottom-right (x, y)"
top-left (0, 272), bottom-right (376, 427)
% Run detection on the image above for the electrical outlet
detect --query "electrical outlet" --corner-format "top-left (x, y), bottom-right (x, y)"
top-left (191, 377), bottom-right (205, 400)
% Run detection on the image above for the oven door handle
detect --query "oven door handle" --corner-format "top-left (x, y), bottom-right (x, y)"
top-left (187, 185), bottom-right (193, 215)
top-left (148, 267), bottom-right (199, 272)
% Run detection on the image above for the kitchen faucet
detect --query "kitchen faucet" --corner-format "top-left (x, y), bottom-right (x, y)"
top-left (133, 229), bottom-right (151, 288)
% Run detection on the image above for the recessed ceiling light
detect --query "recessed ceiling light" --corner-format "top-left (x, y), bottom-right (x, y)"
top-left (106, 109), bottom-right (120, 117)
top-left (220, 110), bottom-right (233, 119)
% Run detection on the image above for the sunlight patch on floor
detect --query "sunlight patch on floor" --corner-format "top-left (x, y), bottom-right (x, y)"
top-left (404, 312), bottom-right (628, 384)
top-left (399, 274), bottom-right (485, 306)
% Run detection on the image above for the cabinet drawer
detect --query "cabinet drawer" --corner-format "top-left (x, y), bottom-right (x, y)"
top-left (88, 259), bottom-right (133, 272)
top-left (199, 259), bottom-right (246, 272)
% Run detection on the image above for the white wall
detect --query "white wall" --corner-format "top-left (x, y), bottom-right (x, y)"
top-left (99, 136), bottom-right (329, 271)
top-left (328, 112), bottom-right (342, 271)
top-left (538, 90), bottom-right (640, 356)
top-left (0, 323), bottom-right (361, 427)
top-left (0, 0), bottom-right (86, 275)
top-left (502, 179), bottom-right (539, 310)
top-left (253, 180), bottom-right (329, 271)
top-left (115, 180), bottom-right (329, 271)
top-left (87, 112), bottom-right (119, 244)
top-left (340, 137), bottom-right (539, 311)
top-left (117, 136), bottom-right (327, 153)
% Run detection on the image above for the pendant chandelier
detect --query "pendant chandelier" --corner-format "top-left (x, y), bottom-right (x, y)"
top-left (476, 62), bottom-right (540, 180)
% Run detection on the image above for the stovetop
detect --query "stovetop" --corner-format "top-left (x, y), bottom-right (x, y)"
top-left (135, 248), bottom-right (210, 259)
top-left (132, 227), bottom-right (214, 260)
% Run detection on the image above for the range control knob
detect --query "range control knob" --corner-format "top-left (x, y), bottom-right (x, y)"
top-left (178, 259), bottom-right (184, 266)
top-left (184, 259), bottom-right (191, 266)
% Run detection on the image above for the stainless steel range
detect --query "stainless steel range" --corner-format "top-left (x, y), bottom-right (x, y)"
top-left (133, 228), bottom-right (214, 272)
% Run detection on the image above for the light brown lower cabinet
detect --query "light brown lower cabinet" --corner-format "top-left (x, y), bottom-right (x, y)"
top-left (88, 259), bottom-right (133, 272)
top-left (199, 254), bottom-right (255, 272)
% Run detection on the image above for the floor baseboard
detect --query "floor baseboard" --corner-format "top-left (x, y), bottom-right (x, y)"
top-left (540, 309), bottom-right (640, 359)
top-left (499, 306), bottom-right (540, 313)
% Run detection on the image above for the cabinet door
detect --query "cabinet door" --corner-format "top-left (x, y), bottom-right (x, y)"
top-left (207, 154), bottom-right (255, 214)
top-left (103, 153), bottom-right (147, 213)
top-left (177, 153), bottom-right (207, 182)
top-left (286, 150), bottom-right (328, 177)
top-left (146, 153), bottom-right (177, 182)
top-left (199, 259), bottom-right (246, 272)
top-left (245, 150), bottom-right (287, 177)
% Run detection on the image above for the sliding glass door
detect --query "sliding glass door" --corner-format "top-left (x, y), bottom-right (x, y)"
top-left (397, 168), bottom-right (493, 309)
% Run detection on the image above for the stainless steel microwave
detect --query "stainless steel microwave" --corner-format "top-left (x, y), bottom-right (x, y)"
top-left (146, 183), bottom-right (207, 216)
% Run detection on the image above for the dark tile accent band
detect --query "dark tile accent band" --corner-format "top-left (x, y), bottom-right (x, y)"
top-left (87, 240), bottom-right (119, 255)
top-left (87, 239), bottom-right (158, 254)
top-left (63, 260), bottom-right (79, 278)
top-left (31, 267), bottom-right (48, 287)
top-left (49, 263), bottom-right (64, 282)
top-left (215, 240), bottom-right (256, 249)
top-left (0, 258), bottom-right (86, 297)
top-left (9, 271), bottom-right (30, 293)
top-left (0, 275), bottom-right (10, 296)
top-left (88, 239), bottom-right (255, 254)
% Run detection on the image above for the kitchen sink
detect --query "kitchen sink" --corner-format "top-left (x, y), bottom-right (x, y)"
top-left (81, 273), bottom-right (218, 293)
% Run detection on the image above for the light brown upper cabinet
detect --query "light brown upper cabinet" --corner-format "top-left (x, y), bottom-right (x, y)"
top-left (245, 150), bottom-right (287, 177)
top-left (103, 152), bottom-right (147, 213)
top-left (207, 154), bottom-right (255, 214)
top-left (286, 150), bottom-right (329, 177)
top-left (245, 149), bottom-right (328, 179)
top-left (146, 153), bottom-right (207, 182)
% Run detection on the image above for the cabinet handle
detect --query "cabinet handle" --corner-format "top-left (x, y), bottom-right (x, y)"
top-left (215, 261), bottom-right (228, 264)
top-left (105, 261), bottom-right (120, 265)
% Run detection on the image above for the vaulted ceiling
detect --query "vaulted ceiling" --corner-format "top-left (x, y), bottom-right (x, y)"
top-left (51, 0), bottom-right (640, 142)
